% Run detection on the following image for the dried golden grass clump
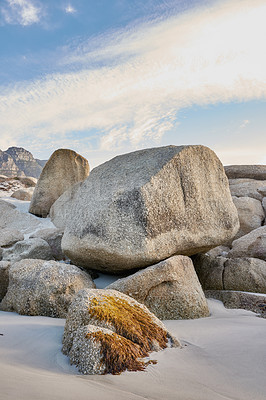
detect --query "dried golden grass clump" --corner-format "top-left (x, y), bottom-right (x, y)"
top-left (87, 330), bottom-right (157, 375)
top-left (89, 295), bottom-right (168, 352)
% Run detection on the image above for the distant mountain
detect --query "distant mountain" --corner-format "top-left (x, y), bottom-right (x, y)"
top-left (0, 147), bottom-right (46, 178)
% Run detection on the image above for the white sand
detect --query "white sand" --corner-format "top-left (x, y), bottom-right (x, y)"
top-left (0, 300), bottom-right (265, 400)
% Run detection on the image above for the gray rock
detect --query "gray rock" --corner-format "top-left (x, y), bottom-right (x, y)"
top-left (0, 228), bottom-right (24, 247)
top-left (193, 254), bottom-right (226, 290)
top-left (205, 290), bottom-right (266, 318)
top-left (49, 182), bottom-right (82, 230)
top-left (228, 226), bottom-right (266, 260)
top-left (30, 228), bottom-right (64, 260)
top-left (62, 288), bottom-right (180, 374)
top-left (106, 255), bottom-right (209, 320)
top-left (262, 197), bottom-right (266, 217)
top-left (62, 145), bottom-right (239, 273)
top-left (0, 261), bottom-right (10, 300)
top-left (0, 248), bottom-right (2, 260)
top-left (206, 245), bottom-right (230, 257)
top-left (257, 186), bottom-right (266, 197)
top-left (29, 149), bottom-right (90, 217)
top-left (0, 199), bottom-right (40, 233)
top-left (229, 178), bottom-right (266, 201)
top-left (17, 176), bottom-right (37, 187)
top-left (2, 238), bottom-right (53, 263)
top-left (232, 196), bottom-right (264, 239)
top-left (224, 258), bottom-right (266, 293)
top-left (0, 259), bottom-right (95, 317)
top-left (224, 165), bottom-right (266, 180)
top-left (11, 188), bottom-right (34, 201)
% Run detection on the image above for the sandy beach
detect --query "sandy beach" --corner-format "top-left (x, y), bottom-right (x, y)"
top-left (1, 299), bottom-right (265, 400)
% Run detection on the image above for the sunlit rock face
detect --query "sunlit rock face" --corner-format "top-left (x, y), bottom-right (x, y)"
top-left (62, 145), bottom-right (239, 273)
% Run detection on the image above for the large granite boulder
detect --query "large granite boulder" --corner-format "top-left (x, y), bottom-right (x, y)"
top-left (0, 261), bottom-right (10, 300)
top-left (107, 255), bottom-right (209, 319)
top-left (0, 228), bottom-right (24, 247)
top-left (62, 145), bottom-right (239, 273)
top-left (224, 165), bottom-right (266, 180)
top-left (229, 179), bottom-right (266, 201)
top-left (2, 238), bottom-right (53, 263)
top-left (29, 149), bottom-right (90, 217)
top-left (62, 289), bottom-right (180, 374)
top-left (232, 196), bottom-right (264, 239)
top-left (0, 259), bottom-right (95, 317)
top-left (228, 226), bottom-right (266, 260)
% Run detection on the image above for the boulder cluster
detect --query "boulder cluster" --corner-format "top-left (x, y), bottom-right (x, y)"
top-left (0, 145), bottom-right (265, 374)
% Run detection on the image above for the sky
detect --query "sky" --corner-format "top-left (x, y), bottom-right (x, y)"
top-left (0, 0), bottom-right (265, 169)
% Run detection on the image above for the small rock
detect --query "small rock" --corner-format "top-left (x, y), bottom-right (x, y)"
top-left (229, 178), bottom-right (266, 201)
top-left (11, 188), bottom-right (34, 201)
top-left (2, 238), bottom-right (53, 263)
top-left (30, 228), bottom-right (64, 260)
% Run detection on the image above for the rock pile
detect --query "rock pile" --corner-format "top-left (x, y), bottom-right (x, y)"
top-left (195, 164), bottom-right (266, 312)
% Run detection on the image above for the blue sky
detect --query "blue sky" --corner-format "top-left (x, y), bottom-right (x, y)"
top-left (0, 0), bottom-right (265, 168)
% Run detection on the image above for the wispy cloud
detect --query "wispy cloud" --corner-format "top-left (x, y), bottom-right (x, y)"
top-left (1, 0), bottom-right (42, 26)
top-left (0, 0), bottom-right (266, 158)
top-left (240, 119), bottom-right (250, 128)
top-left (65, 4), bottom-right (76, 14)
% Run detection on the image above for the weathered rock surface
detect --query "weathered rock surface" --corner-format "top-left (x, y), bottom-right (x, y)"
top-left (224, 165), bottom-right (266, 180)
top-left (206, 245), bottom-right (230, 257)
top-left (0, 259), bottom-right (95, 317)
top-left (30, 228), bottom-right (64, 260)
top-left (194, 254), bottom-right (266, 293)
top-left (193, 254), bottom-right (226, 290)
top-left (16, 176), bottom-right (37, 187)
top-left (223, 258), bottom-right (266, 293)
top-left (0, 228), bottom-right (24, 247)
top-left (29, 149), bottom-right (90, 217)
top-left (11, 188), bottom-right (34, 201)
top-left (232, 196), bottom-right (264, 239)
top-left (107, 255), bottom-right (209, 320)
top-left (229, 178), bottom-right (266, 201)
top-left (62, 289), bottom-right (180, 374)
top-left (0, 261), bottom-right (10, 300)
top-left (0, 199), bottom-right (40, 233)
top-left (262, 197), bottom-right (266, 218)
top-left (228, 226), bottom-right (266, 260)
top-left (2, 238), bottom-right (53, 263)
top-left (257, 186), bottom-right (266, 197)
top-left (205, 290), bottom-right (266, 318)
top-left (62, 145), bottom-right (239, 273)
top-left (49, 182), bottom-right (82, 230)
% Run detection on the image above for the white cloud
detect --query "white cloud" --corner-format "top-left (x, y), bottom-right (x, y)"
top-left (0, 0), bottom-right (266, 157)
top-left (1, 0), bottom-right (42, 26)
top-left (65, 4), bottom-right (76, 14)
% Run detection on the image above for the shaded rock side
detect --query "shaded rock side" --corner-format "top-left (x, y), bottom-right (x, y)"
top-left (205, 290), bottom-right (266, 318)
top-left (228, 226), bottom-right (266, 260)
top-left (229, 179), bottom-right (266, 201)
top-left (194, 254), bottom-right (266, 294)
top-left (107, 255), bottom-right (209, 320)
top-left (232, 196), bottom-right (264, 240)
top-left (224, 165), bottom-right (266, 181)
top-left (62, 288), bottom-right (180, 374)
top-left (30, 228), bottom-right (64, 260)
top-left (29, 149), bottom-right (90, 217)
top-left (62, 145), bottom-right (239, 272)
top-left (0, 259), bottom-right (95, 317)
top-left (0, 261), bottom-right (10, 300)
